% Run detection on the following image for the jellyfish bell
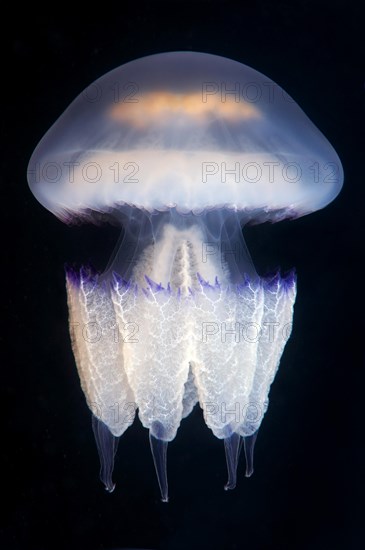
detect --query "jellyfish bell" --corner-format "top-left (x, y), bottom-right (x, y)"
top-left (27, 52), bottom-right (343, 501)
top-left (28, 52), bottom-right (342, 221)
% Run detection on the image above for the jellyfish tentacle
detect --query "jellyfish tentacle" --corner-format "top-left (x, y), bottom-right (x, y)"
top-left (224, 432), bottom-right (243, 490)
top-left (111, 274), bottom-right (192, 444)
top-left (66, 266), bottom-right (136, 492)
top-left (192, 276), bottom-right (265, 441)
top-left (66, 216), bottom-right (297, 498)
top-left (92, 415), bottom-right (119, 492)
top-left (149, 423), bottom-right (169, 503)
top-left (66, 267), bottom-right (136, 438)
top-left (236, 270), bottom-right (297, 440)
top-left (243, 432), bottom-right (258, 478)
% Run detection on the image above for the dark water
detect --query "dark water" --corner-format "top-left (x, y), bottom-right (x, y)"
top-left (2, 2), bottom-right (364, 549)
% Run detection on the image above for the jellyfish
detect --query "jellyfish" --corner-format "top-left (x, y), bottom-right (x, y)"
top-left (27, 52), bottom-right (343, 502)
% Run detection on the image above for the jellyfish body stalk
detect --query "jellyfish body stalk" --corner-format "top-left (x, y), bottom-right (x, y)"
top-left (66, 208), bottom-right (297, 501)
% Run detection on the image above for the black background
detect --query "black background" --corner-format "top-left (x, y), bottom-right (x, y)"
top-left (2, 2), bottom-right (364, 549)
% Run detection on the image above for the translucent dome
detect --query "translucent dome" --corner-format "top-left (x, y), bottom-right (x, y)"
top-left (27, 52), bottom-right (343, 223)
